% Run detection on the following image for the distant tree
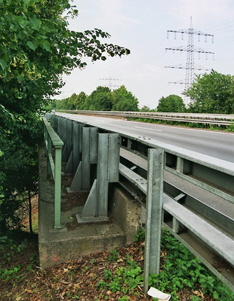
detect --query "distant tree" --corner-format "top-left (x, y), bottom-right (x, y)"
top-left (67, 93), bottom-right (78, 110)
top-left (157, 95), bottom-right (185, 112)
top-left (140, 106), bottom-right (151, 112)
top-left (75, 92), bottom-right (87, 110)
top-left (185, 70), bottom-right (234, 114)
top-left (86, 86), bottom-right (113, 111)
top-left (112, 86), bottom-right (139, 111)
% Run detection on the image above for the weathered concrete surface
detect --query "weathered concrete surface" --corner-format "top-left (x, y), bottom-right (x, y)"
top-left (38, 149), bottom-right (142, 268)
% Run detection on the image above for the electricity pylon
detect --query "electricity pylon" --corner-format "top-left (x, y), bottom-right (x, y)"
top-left (99, 77), bottom-right (121, 90)
top-left (165, 18), bottom-right (214, 103)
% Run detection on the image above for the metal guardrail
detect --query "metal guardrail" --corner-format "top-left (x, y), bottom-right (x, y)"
top-left (47, 114), bottom-right (234, 292)
top-left (43, 117), bottom-right (64, 229)
top-left (61, 110), bottom-right (234, 126)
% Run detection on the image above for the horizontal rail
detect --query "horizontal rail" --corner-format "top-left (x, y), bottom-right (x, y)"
top-left (59, 110), bottom-right (234, 126)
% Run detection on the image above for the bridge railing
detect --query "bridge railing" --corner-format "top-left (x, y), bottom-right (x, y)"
top-left (43, 117), bottom-right (64, 229)
top-left (47, 114), bottom-right (234, 292)
top-left (60, 110), bottom-right (234, 126)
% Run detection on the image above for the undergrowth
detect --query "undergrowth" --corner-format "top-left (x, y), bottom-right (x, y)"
top-left (96, 228), bottom-right (234, 301)
top-left (1, 229), bottom-right (233, 301)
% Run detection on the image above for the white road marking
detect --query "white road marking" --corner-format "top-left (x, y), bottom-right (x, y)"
top-left (134, 126), bottom-right (162, 132)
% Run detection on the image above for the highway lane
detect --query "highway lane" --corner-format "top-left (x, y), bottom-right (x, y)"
top-left (56, 113), bottom-right (234, 164)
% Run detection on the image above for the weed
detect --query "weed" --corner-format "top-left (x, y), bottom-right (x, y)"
top-left (133, 227), bottom-right (145, 242)
top-left (149, 229), bottom-right (234, 301)
top-left (104, 269), bottom-right (114, 280)
top-left (108, 249), bottom-right (119, 262)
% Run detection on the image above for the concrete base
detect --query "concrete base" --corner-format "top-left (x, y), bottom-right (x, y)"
top-left (76, 214), bottom-right (109, 224)
top-left (38, 149), bottom-right (143, 268)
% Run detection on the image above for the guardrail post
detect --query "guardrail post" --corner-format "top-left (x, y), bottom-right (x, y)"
top-left (176, 157), bottom-right (184, 173)
top-left (144, 148), bottom-right (164, 293)
top-left (72, 121), bottom-right (83, 173)
top-left (77, 133), bottom-right (119, 222)
top-left (69, 127), bottom-right (98, 192)
top-left (54, 146), bottom-right (62, 229)
top-left (64, 119), bottom-right (74, 174)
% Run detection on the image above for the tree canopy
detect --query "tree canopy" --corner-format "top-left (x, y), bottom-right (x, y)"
top-left (112, 86), bottom-right (139, 111)
top-left (157, 95), bottom-right (185, 112)
top-left (85, 86), bottom-right (113, 111)
top-left (0, 0), bottom-right (130, 233)
top-left (51, 85), bottom-right (139, 111)
top-left (185, 70), bottom-right (234, 114)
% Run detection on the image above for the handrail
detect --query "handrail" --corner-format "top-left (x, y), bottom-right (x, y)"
top-left (43, 117), bottom-right (63, 228)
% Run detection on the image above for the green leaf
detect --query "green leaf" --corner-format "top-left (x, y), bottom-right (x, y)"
top-left (30, 17), bottom-right (42, 30)
top-left (41, 41), bottom-right (51, 52)
top-left (23, 0), bottom-right (33, 4)
top-left (0, 59), bottom-right (7, 70)
top-left (27, 41), bottom-right (38, 51)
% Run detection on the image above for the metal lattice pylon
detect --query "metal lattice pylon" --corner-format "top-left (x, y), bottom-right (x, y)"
top-left (165, 17), bottom-right (214, 104)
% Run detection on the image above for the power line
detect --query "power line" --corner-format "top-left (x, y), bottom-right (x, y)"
top-left (99, 77), bottom-right (122, 90)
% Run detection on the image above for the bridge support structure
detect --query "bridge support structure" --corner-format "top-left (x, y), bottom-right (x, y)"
top-left (56, 116), bottom-right (120, 223)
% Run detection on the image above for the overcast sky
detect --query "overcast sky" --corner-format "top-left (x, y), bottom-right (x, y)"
top-left (58, 0), bottom-right (234, 109)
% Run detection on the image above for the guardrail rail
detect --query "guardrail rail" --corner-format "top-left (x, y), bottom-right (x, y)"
top-left (60, 110), bottom-right (234, 126)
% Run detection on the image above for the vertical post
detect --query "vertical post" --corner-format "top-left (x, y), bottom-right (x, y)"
top-left (47, 136), bottom-right (52, 178)
top-left (176, 157), bottom-right (184, 173)
top-left (61, 118), bottom-right (67, 162)
top-left (96, 134), bottom-right (109, 217)
top-left (54, 146), bottom-right (62, 229)
top-left (66, 119), bottom-right (73, 160)
top-left (77, 133), bottom-right (119, 223)
top-left (144, 148), bottom-right (164, 293)
top-left (72, 122), bottom-right (79, 173)
top-left (97, 133), bottom-right (119, 217)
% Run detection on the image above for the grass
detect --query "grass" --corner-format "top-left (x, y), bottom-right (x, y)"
top-left (128, 117), bottom-right (234, 132)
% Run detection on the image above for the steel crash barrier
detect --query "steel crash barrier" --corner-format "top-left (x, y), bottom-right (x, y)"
top-left (61, 110), bottom-right (234, 126)
top-left (44, 113), bottom-right (234, 293)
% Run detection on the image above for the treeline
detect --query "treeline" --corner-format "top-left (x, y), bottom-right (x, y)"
top-left (51, 70), bottom-right (234, 114)
top-left (50, 85), bottom-right (139, 111)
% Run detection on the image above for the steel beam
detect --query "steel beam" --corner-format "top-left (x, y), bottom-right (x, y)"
top-left (144, 148), bottom-right (164, 293)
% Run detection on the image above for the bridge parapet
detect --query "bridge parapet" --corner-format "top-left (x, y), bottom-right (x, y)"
top-left (42, 113), bottom-right (234, 293)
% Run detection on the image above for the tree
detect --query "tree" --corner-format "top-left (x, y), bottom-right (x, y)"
top-left (85, 86), bottom-right (113, 111)
top-left (185, 70), bottom-right (234, 114)
top-left (157, 95), bottom-right (185, 112)
top-left (112, 86), bottom-right (139, 111)
top-left (140, 106), bottom-right (151, 112)
top-left (0, 0), bottom-right (130, 233)
top-left (74, 92), bottom-right (87, 110)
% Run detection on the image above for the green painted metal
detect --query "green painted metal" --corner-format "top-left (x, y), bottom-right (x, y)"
top-left (43, 117), bottom-right (63, 229)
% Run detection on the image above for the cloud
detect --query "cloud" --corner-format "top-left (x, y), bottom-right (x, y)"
top-left (95, 0), bottom-right (142, 30)
top-left (169, 0), bottom-right (234, 27)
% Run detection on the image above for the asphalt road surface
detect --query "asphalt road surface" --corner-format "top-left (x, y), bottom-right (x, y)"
top-left (56, 113), bottom-right (234, 164)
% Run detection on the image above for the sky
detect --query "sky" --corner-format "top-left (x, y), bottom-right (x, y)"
top-left (57, 0), bottom-right (234, 109)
